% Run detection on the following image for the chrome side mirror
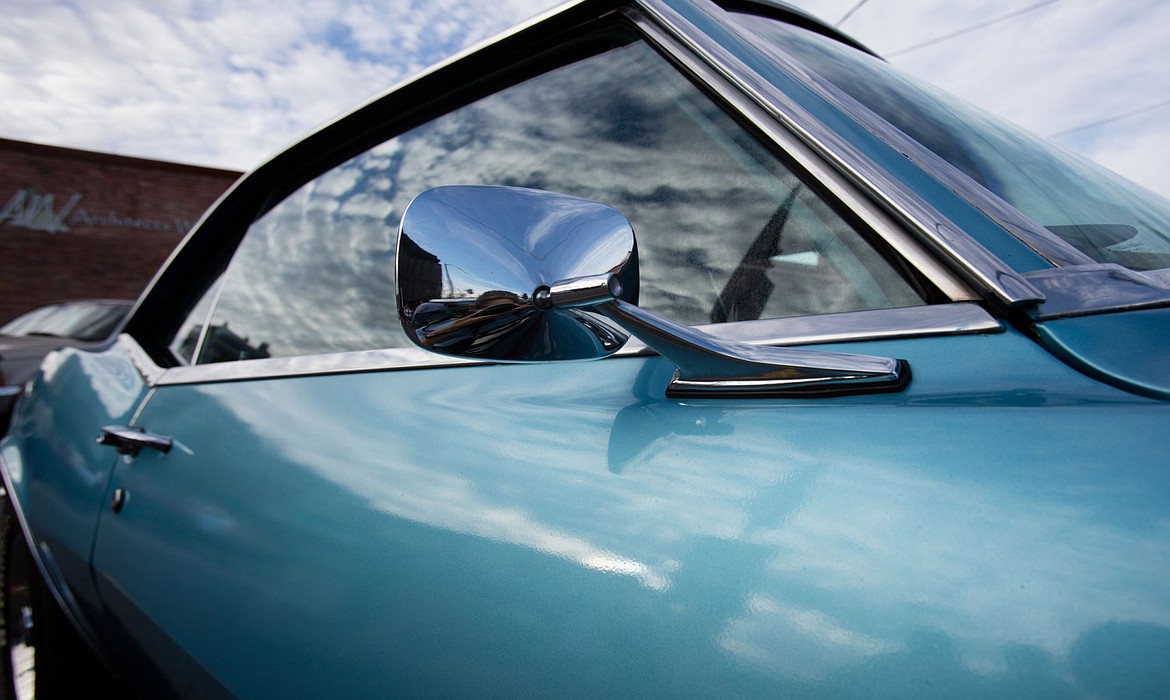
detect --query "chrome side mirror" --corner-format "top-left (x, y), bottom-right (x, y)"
top-left (396, 186), bottom-right (637, 361)
top-left (397, 186), bottom-right (909, 397)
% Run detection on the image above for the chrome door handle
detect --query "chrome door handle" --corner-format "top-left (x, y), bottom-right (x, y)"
top-left (97, 425), bottom-right (173, 457)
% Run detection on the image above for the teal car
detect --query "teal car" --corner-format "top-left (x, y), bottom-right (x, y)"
top-left (3, 0), bottom-right (1170, 697)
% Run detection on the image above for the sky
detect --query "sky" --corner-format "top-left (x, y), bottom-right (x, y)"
top-left (2, 0), bottom-right (1168, 198)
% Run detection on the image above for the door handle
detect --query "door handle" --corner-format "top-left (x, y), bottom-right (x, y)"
top-left (97, 425), bottom-right (173, 457)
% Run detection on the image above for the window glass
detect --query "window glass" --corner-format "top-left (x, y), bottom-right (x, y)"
top-left (191, 32), bottom-right (924, 364)
top-left (737, 14), bottom-right (1170, 271)
top-left (168, 276), bottom-right (226, 365)
top-left (0, 301), bottom-right (128, 342)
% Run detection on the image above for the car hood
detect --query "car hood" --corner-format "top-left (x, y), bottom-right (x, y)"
top-left (0, 334), bottom-right (89, 386)
top-left (1033, 306), bottom-right (1170, 402)
top-left (0, 333), bottom-right (85, 357)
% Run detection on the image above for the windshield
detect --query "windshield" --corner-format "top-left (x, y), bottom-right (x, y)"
top-left (736, 14), bottom-right (1170, 272)
top-left (1, 301), bottom-right (130, 341)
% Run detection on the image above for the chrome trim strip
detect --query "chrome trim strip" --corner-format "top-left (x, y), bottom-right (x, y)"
top-left (632, 0), bottom-right (1045, 308)
top-left (600, 297), bottom-right (910, 398)
top-left (188, 275), bottom-right (229, 367)
top-left (157, 346), bottom-right (480, 386)
top-left (153, 304), bottom-right (1000, 387)
top-left (653, 302), bottom-right (1001, 349)
top-left (128, 386), bottom-right (158, 427)
top-left (628, 9), bottom-right (975, 303)
top-left (119, 334), bottom-right (166, 386)
top-left (813, 112), bottom-right (1097, 269)
top-left (1023, 264), bottom-right (1170, 320)
top-left (666, 357), bottom-right (910, 398)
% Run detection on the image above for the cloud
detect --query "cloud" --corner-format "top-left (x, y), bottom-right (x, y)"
top-left (2, 0), bottom-right (1167, 201)
top-left (0, 0), bottom-right (559, 169)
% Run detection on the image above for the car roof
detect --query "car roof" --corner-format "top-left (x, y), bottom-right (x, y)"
top-left (716, 0), bottom-right (878, 56)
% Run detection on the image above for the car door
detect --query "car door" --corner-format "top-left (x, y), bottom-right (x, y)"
top-left (86, 5), bottom-right (1170, 699)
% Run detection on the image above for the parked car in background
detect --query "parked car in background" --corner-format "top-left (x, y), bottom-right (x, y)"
top-left (0, 300), bottom-right (132, 434)
top-left (2, 0), bottom-right (1169, 697)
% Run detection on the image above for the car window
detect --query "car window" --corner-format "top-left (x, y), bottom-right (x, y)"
top-left (180, 28), bottom-right (926, 365)
top-left (1, 301), bottom-right (128, 342)
top-left (736, 14), bottom-right (1170, 272)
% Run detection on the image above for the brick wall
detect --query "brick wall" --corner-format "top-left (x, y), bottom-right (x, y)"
top-left (0, 138), bottom-right (242, 324)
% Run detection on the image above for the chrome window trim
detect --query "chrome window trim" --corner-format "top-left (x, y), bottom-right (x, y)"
top-left (796, 107), bottom-right (1098, 270)
top-left (632, 0), bottom-right (1046, 309)
top-left (152, 304), bottom-right (1001, 387)
top-left (626, 8), bottom-right (976, 304)
top-left (186, 274), bottom-right (229, 367)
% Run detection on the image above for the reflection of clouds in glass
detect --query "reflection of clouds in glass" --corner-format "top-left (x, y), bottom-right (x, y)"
top-left (205, 37), bottom-right (920, 361)
top-left (211, 156), bottom-right (401, 356)
top-left (311, 164), bottom-right (361, 199)
top-left (387, 44), bottom-right (919, 319)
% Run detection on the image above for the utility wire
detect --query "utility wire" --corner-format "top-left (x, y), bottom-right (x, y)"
top-left (1049, 97), bottom-right (1170, 138)
top-left (835, 0), bottom-right (871, 27)
top-left (886, 0), bottom-right (1060, 57)
top-left (857, 0), bottom-right (1163, 143)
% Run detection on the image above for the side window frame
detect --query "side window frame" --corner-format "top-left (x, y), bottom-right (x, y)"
top-left (125, 4), bottom-right (983, 383)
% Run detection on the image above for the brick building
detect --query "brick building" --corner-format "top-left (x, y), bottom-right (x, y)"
top-left (0, 138), bottom-right (242, 324)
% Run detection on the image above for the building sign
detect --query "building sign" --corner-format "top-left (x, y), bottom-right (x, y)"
top-left (0, 188), bottom-right (81, 234)
top-left (0, 187), bottom-right (195, 235)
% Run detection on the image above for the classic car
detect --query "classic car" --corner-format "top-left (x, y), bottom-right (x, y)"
top-left (2, 0), bottom-right (1169, 697)
top-left (0, 300), bottom-right (132, 436)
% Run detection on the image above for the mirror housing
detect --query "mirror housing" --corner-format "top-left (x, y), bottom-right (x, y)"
top-left (397, 186), bottom-right (909, 398)
top-left (397, 185), bottom-right (636, 362)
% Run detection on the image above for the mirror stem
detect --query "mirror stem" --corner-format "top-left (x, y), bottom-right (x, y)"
top-left (591, 298), bottom-right (909, 398)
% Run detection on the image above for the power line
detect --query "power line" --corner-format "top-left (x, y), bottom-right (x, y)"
top-left (1048, 98), bottom-right (1170, 138)
top-left (835, 0), bottom-right (871, 27)
top-left (886, 0), bottom-right (1061, 58)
